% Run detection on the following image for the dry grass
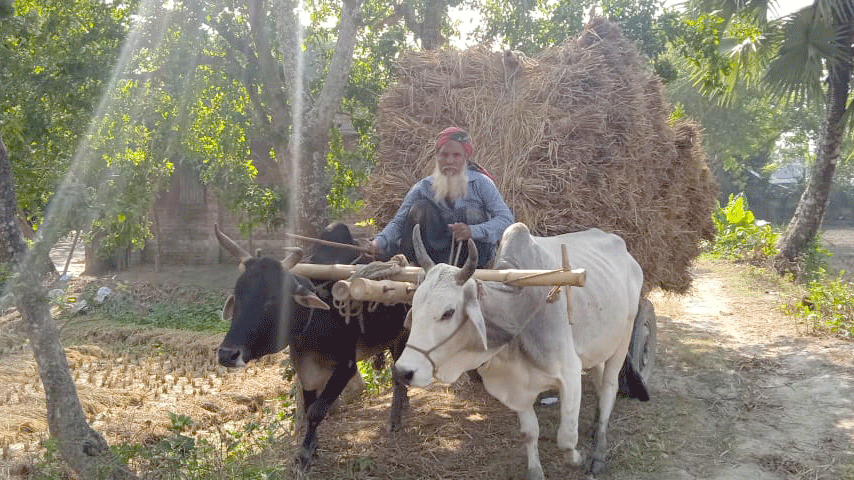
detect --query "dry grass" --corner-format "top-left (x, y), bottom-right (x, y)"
top-left (266, 375), bottom-right (665, 480)
top-left (0, 305), bottom-right (291, 461)
top-left (0, 299), bottom-right (664, 480)
top-left (364, 17), bottom-right (717, 294)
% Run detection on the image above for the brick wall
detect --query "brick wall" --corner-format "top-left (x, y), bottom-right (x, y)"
top-left (142, 165), bottom-right (292, 266)
top-left (139, 120), bottom-right (366, 267)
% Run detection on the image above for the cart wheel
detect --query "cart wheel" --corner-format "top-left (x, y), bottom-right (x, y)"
top-left (618, 298), bottom-right (656, 398)
top-left (630, 298), bottom-right (656, 384)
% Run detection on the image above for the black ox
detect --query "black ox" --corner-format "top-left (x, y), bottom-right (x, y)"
top-left (214, 223), bottom-right (410, 467)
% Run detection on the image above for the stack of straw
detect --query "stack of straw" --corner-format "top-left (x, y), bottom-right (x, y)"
top-left (364, 17), bottom-right (716, 293)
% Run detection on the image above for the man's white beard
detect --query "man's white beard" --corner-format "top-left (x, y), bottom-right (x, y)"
top-left (431, 165), bottom-right (468, 203)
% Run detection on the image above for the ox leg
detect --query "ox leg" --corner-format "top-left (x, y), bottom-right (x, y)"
top-left (588, 364), bottom-right (605, 442)
top-left (302, 389), bottom-right (317, 412)
top-left (557, 365), bottom-right (584, 467)
top-left (297, 359), bottom-right (358, 468)
top-left (587, 360), bottom-right (621, 475)
top-left (387, 335), bottom-right (410, 432)
top-left (518, 407), bottom-right (544, 480)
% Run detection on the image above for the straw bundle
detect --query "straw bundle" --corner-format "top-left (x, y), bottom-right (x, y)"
top-left (364, 17), bottom-right (716, 293)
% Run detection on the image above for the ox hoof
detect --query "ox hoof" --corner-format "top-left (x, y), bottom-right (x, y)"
top-left (564, 448), bottom-right (583, 467)
top-left (387, 416), bottom-right (403, 433)
top-left (296, 445), bottom-right (315, 469)
top-left (526, 465), bottom-right (545, 480)
top-left (585, 455), bottom-right (605, 475)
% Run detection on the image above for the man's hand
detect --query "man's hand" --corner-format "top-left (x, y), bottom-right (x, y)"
top-left (448, 222), bottom-right (472, 241)
top-left (366, 239), bottom-right (380, 257)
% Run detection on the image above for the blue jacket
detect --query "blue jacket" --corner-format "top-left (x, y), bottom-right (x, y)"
top-left (375, 169), bottom-right (514, 257)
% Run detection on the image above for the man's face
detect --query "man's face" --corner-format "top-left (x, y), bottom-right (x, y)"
top-left (436, 141), bottom-right (467, 176)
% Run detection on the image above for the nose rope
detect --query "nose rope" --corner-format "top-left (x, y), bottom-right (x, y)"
top-left (301, 306), bottom-right (315, 335)
top-left (404, 316), bottom-right (471, 376)
top-left (401, 343), bottom-right (437, 373)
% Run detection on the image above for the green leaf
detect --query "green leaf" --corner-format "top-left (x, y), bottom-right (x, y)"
top-left (763, 6), bottom-right (839, 102)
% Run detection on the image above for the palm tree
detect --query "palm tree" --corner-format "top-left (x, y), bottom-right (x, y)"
top-left (687, 0), bottom-right (853, 272)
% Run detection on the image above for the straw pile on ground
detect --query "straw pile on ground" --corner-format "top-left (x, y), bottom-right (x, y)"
top-left (364, 17), bottom-right (716, 293)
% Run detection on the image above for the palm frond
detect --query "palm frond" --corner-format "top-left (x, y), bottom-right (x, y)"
top-left (708, 17), bottom-right (777, 105)
top-left (815, 0), bottom-right (854, 23)
top-left (763, 5), bottom-right (840, 103)
top-left (687, 0), bottom-right (776, 25)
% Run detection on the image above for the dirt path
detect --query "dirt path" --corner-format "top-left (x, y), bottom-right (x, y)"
top-left (647, 262), bottom-right (854, 480)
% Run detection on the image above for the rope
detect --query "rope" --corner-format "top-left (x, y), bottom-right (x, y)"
top-left (452, 240), bottom-right (463, 267)
top-left (350, 254), bottom-right (410, 280)
top-left (335, 255), bottom-right (412, 334)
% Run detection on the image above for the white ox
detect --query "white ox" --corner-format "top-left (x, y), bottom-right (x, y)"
top-left (394, 222), bottom-right (644, 479)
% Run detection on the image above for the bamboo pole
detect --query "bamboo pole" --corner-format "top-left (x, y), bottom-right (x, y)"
top-left (344, 278), bottom-right (417, 304)
top-left (290, 264), bottom-right (424, 282)
top-left (289, 263), bottom-right (586, 287)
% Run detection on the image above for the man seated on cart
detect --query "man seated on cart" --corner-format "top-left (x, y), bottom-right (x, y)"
top-left (368, 127), bottom-right (514, 268)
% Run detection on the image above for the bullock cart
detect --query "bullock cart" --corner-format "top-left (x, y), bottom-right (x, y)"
top-left (355, 18), bottom-right (718, 394)
top-left (288, 256), bottom-right (657, 390)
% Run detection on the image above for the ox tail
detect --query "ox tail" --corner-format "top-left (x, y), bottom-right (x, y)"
top-left (617, 356), bottom-right (650, 401)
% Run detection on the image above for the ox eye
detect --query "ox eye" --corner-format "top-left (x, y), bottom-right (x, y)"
top-left (440, 308), bottom-right (455, 320)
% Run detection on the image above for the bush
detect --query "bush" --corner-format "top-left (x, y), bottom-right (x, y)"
top-left (785, 272), bottom-right (854, 337)
top-left (710, 193), bottom-right (779, 261)
top-left (709, 194), bottom-right (853, 337)
top-left (357, 352), bottom-right (394, 396)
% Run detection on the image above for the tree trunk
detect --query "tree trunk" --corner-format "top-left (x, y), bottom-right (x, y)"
top-left (61, 229), bottom-right (81, 277)
top-left (1, 143), bottom-right (27, 268)
top-left (0, 138), bottom-right (136, 479)
top-left (290, 0), bottom-right (363, 239)
top-left (249, 0), bottom-right (293, 187)
top-left (775, 18), bottom-right (853, 272)
top-left (152, 208), bottom-right (162, 272)
top-left (13, 271), bottom-right (136, 479)
top-left (420, 0), bottom-right (446, 49)
top-left (84, 228), bottom-right (114, 275)
top-left (17, 208), bottom-right (35, 240)
top-left (13, 210), bottom-right (56, 275)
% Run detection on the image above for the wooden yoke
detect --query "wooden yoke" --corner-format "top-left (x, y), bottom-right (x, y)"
top-left (291, 264), bottom-right (423, 282)
top-left (303, 260), bottom-right (586, 307)
top-left (291, 263), bottom-right (586, 287)
top-left (546, 244), bottom-right (575, 324)
top-left (334, 278), bottom-right (417, 304)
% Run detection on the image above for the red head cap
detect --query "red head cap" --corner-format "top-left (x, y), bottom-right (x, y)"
top-left (435, 127), bottom-right (474, 157)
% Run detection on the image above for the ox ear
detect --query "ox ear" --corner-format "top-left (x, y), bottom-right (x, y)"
top-left (403, 308), bottom-right (413, 329)
top-left (292, 283), bottom-right (330, 310)
top-left (221, 295), bottom-right (235, 322)
top-left (463, 281), bottom-right (488, 351)
top-left (293, 293), bottom-right (330, 310)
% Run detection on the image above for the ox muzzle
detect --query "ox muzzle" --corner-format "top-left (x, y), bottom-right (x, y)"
top-left (217, 345), bottom-right (247, 368)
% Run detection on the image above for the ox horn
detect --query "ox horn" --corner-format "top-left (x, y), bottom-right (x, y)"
top-left (412, 224), bottom-right (435, 271)
top-left (455, 239), bottom-right (478, 285)
top-left (214, 223), bottom-right (251, 262)
top-left (281, 248), bottom-right (303, 270)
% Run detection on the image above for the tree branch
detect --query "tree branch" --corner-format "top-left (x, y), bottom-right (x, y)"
top-left (307, 0), bottom-right (363, 134)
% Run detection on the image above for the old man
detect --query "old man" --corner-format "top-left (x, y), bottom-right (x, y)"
top-left (368, 126), bottom-right (514, 268)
